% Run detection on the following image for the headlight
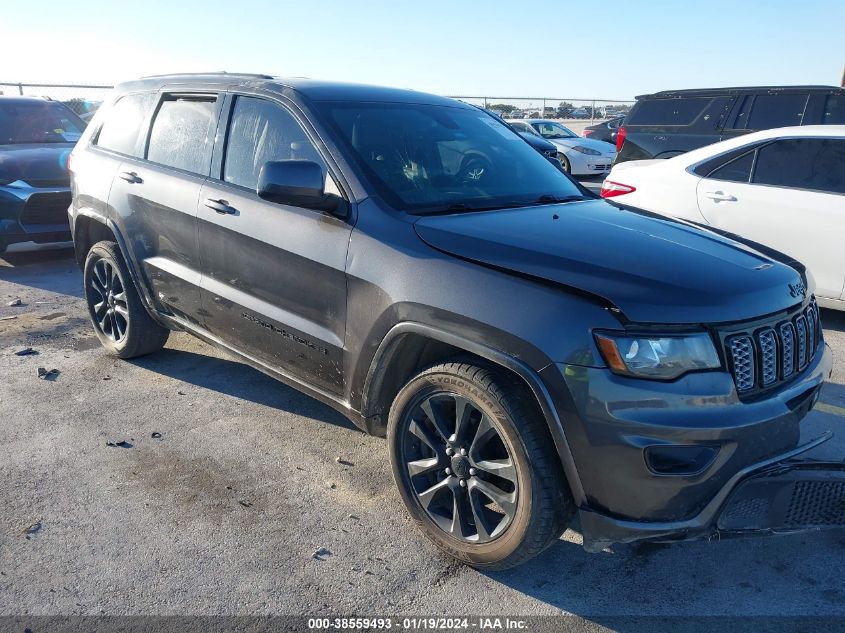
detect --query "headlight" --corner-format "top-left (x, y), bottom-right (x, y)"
top-left (571, 145), bottom-right (601, 155)
top-left (594, 331), bottom-right (721, 379)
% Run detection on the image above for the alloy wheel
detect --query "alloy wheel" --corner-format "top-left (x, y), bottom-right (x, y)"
top-left (88, 258), bottom-right (129, 343)
top-left (399, 392), bottom-right (519, 543)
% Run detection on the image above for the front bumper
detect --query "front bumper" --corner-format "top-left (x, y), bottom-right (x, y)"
top-left (0, 186), bottom-right (72, 253)
top-left (566, 152), bottom-right (616, 176)
top-left (579, 434), bottom-right (845, 552)
top-left (540, 342), bottom-right (837, 551)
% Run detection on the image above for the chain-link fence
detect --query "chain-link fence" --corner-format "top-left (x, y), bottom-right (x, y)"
top-left (448, 95), bottom-right (634, 132)
top-left (1, 83), bottom-right (635, 130)
top-left (0, 82), bottom-right (114, 119)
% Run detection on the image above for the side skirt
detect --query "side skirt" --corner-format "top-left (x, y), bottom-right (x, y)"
top-left (161, 314), bottom-right (367, 432)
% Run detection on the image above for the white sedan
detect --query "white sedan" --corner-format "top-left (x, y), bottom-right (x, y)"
top-left (506, 119), bottom-right (616, 175)
top-left (602, 126), bottom-right (845, 310)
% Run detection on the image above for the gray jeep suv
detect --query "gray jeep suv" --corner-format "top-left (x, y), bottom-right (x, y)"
top-left (69, 73), bottom-right (841, 569)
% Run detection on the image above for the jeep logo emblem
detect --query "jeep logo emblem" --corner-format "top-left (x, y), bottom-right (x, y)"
top-left (788, 282), bottom-right (806, 298)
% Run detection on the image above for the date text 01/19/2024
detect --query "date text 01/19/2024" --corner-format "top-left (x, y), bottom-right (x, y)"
top-left (307, 617), bottom-right (529, 630)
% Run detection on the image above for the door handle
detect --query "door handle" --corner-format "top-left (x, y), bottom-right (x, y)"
top-left (118, 171), bottom-right (142, 184)
top-left (204, 198), bottom-right (236, 215)
top-left (704, 191), bottom-right (737, 202)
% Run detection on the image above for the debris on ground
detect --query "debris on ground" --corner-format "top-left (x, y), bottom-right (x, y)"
top-left (102, 376), bottom-right (112, 381)
top-left (0, 315), bottom-right (17, 321)
top-left (238, 500), bottom-right (252, 508)
top-left (326, 481), bottom-right (337, 489)
top-left (15, 348), bottom-right (38, 356)
top-left (37, 367), bottom-right (60, 380)
top-left (151, 432), bottom-right (162, 439)
top-left (7, 298), bottom-right (22, 307)
top-left (105, 440), bottom-right (133, 448)
top-left (22, 520), bottom-right (42, 539)
top-left (335, 456), bottom-right (354, 466)
top-left (313, 547), bottom-right (332, 560)
top-left (347, 514), bottom-right (360, 521)
top-left (177, 390), bottom-right (186, 396)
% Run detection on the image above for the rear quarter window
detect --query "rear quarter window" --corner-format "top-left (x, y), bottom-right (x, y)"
top-left (95, 93), bottom-right (155, 157)
top-left (626, 97), bottom-right (712, 126)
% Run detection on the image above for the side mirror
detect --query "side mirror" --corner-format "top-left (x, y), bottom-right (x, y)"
top-left (257, 160), bottom-right (343, 214)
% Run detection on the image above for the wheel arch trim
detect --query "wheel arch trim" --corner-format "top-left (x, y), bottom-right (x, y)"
top-left (362, 321), bottom-right (586, 505)
top-left (72, 210), bottom-right (163, 322)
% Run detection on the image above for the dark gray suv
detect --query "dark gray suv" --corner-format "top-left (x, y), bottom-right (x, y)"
top-left (69, 73), bottom-right (841, 569)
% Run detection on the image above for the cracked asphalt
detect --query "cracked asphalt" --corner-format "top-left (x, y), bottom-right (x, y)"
top-left (1, 249), bottom-right (844, 625)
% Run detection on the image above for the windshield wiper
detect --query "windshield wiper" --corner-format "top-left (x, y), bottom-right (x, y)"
top-left (415, 195), bottom-right (588, 216)
top-left (531, 194), bottom-right (588, 205)
top-left (419, 202), bottom-right (519, 215)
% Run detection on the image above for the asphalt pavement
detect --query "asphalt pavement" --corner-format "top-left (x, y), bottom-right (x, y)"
top-left (1, 248), bottom-right (844, 625)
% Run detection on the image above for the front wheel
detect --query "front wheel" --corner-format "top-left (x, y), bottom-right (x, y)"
top-left (559, 154), bottom-right (571, 173)
top-left (388, 362), bottom-right (574, 569)
top-left (84, 240), bottom-right (169, 358)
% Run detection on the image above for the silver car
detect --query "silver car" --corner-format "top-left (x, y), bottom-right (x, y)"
top-left (506, 119), bottom-right (616, 175)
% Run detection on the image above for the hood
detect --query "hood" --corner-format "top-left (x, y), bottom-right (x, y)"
top-left (0, 143), bottom-right (73, 187)
top-left (517, 132), bottom-right (557, 153)
top-left (551, 137), bottom-right (616, 154)
top-left (413, 200), bottom-right (805, 324)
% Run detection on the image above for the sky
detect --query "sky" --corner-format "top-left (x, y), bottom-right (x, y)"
top-left (2, 0), bottom-right (843, 102)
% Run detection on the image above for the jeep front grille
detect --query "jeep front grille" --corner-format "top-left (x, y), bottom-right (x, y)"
top-left (725, 299), bottom-right (821, 395)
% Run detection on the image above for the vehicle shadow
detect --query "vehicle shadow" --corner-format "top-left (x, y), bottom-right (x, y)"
top-left (0, 248), bottom-right (82, 298)
top-left (482, 526), bottom-right (845, 620)
top-left (822, 307), bottom-right (845, 333)
top-left (128, 347), bottom-right (358, 432)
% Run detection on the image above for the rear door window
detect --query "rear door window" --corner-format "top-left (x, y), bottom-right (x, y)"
top-left (626, 97), bottom-right (711, 126)
top-left (146, 95), bottom-right (217, 175)
top-left (752, 138), bottom-right (845, 194)
top-left (95, 93), bottom-right (155, 157)
top-left (744, 94), bottom-right (808, 130)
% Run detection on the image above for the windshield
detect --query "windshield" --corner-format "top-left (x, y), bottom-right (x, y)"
top-left (508, 121), bottom-right (540, 137)
top-left (316, 102), bottom-right (584, 214)
top-left (531, 121), bottom-right (577, 139)
top-left (0, 101), bottom-right (85, 145)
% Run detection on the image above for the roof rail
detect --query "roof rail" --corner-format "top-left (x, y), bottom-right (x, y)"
top-left (139, 71), bottom-right (274, 80)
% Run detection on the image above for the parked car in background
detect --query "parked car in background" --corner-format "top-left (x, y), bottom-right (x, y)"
top-left (507, 119), bottom-right (616, 174)
top-left (615, 85), bottom-right (845, 164)
top-left (583, 116), bottom-right (624, 143)
top-left (481, 108), bottom-right (566, 171)
top-left (0, 96), bottom-right (84, 254)
top-left (570, 107), bottom-right (592, 119)
top-left (603, 126), bottom-right (845, 310)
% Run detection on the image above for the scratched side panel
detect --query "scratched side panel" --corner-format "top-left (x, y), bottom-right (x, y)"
top-left (197, 181), bottom-right (351, 395)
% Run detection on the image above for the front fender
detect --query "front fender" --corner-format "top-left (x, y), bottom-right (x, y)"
top-left (360, 320), bottom-right (587, 506)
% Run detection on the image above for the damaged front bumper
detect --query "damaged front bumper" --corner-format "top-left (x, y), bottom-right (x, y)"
top-left (580, 432), bottom-right (845, 552)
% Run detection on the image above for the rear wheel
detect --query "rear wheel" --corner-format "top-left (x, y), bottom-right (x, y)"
top-left (388, 362), bottom-right (574, 569)
top-left (84, 241), bottom-right (169, 358)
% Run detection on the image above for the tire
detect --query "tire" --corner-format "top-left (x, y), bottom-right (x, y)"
top-left (83, 240), bottom-right (169, 359)
top-left (559, 154), bottom-right (571, 173)
top-left (388, 362), bottom-right (574, 569)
